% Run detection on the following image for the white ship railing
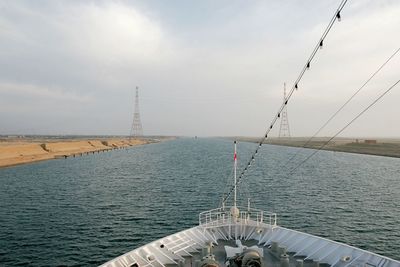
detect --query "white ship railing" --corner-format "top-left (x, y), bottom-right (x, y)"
top-left (199, 206), bottom-right (277, 228)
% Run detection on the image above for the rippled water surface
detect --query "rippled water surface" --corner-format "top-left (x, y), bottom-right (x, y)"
top-left (0, 138), bottom-right (399, 266)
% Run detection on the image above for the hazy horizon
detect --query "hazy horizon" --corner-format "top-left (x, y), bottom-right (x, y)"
top-left (2, 134), bottom-right (400, 140)
top-left (1, 1), bottom-right (399, 138)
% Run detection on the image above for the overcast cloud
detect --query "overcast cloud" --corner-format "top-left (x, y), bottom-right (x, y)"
top-left (0, 0), bottom-right (399, 137)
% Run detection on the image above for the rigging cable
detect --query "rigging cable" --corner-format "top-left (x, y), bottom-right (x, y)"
top-left (219, 162), bottom-right (235, 207)
top-left (283, 47), bottom-right (400, 166)
top-left (289, 78), bottom-right (400, 174)
top-left (222, 0), bottom-right (348, 204)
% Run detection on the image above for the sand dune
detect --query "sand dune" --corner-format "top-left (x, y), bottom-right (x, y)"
top-left (0, 144), bottom-right (48, 160)
top-left (0, 138), bottom-right (154, 168)
top-left (0, 143), bottom-right (53, 167)
top-left (44, 141), bottom-right (103, 156)
top-left (88, 140), bottom-right (110, 149)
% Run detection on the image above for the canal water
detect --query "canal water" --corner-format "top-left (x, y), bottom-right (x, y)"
top-left (0, 138), bottom-right (399, 266)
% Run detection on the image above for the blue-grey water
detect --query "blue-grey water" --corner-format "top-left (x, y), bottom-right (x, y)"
top-left (0, 138), bottom-right (399, 266)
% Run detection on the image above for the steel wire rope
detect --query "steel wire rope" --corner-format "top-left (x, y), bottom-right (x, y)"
top-left (236, 137), bottom-right (253, 206)
top-left (289, 78), bottom-right (400, 174)
top-left (240, 172), bottom-right (251, 206)
top-left (219, 164), bottom-right (235, 207)
top-left (222, 0), bottom-right (348, 204)
top-left (283, 47), bottom-right (400, 167)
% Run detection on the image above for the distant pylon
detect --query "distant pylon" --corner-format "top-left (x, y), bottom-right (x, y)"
top-left (279, 83), bottom-right (291, 138)
top-left (130, 86), bottom-right (143, 137)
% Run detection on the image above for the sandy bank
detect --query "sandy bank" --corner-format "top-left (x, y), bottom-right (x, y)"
top-left (235, 137), bottom-right (400, 158)
top-left (0, 137), bottom-right (156, 168)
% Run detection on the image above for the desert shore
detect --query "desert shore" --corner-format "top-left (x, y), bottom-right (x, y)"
top-left (235, 137), bottom-right (400, 158)
top-left (0, 136), bottom-right (164, 168)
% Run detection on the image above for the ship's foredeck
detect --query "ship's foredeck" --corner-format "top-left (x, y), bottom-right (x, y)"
top-left (181, 239), bottom-right (332, 267)
top-left (100, 207), bottom-right (400, 267)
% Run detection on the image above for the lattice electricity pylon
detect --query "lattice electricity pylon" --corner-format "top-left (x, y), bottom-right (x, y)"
top-left (130, 86), bottom-right (143, 137)
top-left (279, 83), bottom-right (291, 138)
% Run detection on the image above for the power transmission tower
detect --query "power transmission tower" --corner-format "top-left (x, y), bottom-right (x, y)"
top-left (130, 86), bottom-right (143, 137)
top-left (279, 83), bottom-right (291, 138)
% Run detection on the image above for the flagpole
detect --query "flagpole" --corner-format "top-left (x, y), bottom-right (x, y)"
top-left (234, 141), bottom-right (237, 210)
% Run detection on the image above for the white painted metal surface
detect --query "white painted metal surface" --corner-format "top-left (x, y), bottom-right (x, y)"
top-left (199, 206), bottom-right (277, 228)
top-left (100, 207), bottom-right (400, 267)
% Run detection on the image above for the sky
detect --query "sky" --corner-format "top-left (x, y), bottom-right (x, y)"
top-left (0, 0), bottom-right (399, 137)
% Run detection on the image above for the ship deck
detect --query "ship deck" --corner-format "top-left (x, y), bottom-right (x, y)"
top-left (100, 207), bottom-right (400, 267)
top-left (173, 239), bottom-right (331, 267)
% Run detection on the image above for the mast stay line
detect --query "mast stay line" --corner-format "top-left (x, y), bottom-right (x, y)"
top-left (223, 0), bottom-right (348, 204)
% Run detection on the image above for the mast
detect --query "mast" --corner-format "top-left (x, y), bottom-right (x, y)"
top-left (233, 141), bottom-right (237, 209)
